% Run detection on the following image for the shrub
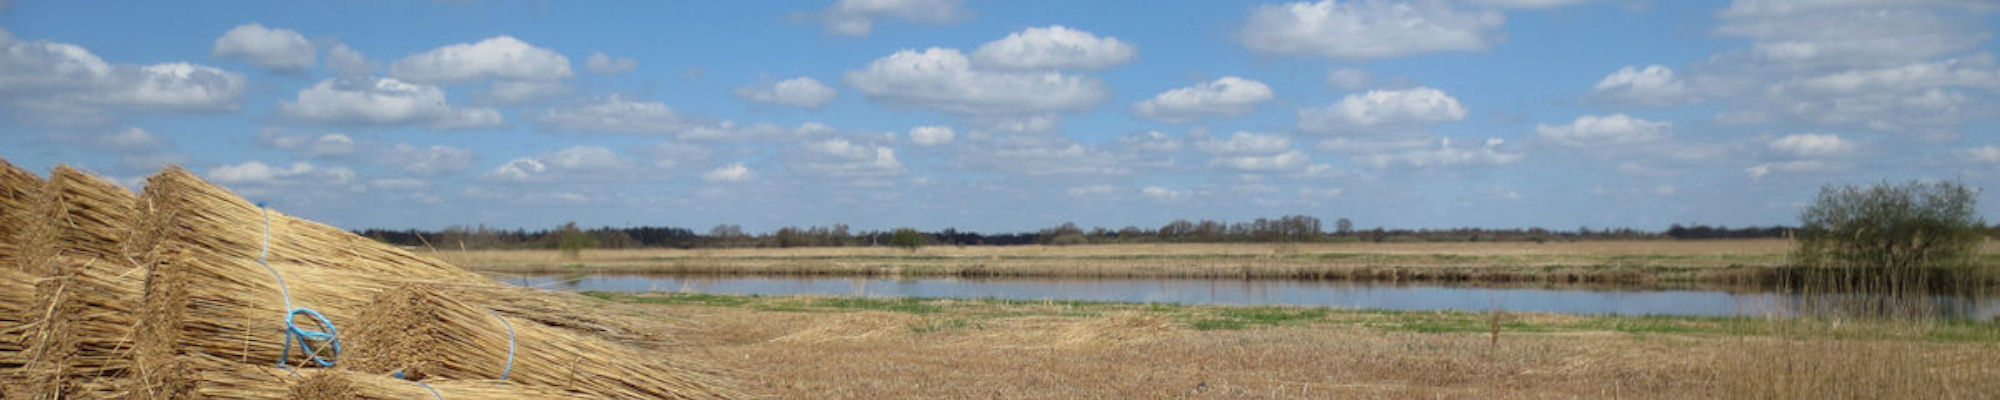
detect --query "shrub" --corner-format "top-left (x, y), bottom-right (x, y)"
top-left (1793, 180), bottom-right (1986, 294)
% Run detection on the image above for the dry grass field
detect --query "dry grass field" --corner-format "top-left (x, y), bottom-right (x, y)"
top-left (604, 293), bottom-right (2000, 399)
top-left (453, 239), bottom-right (1829, 284)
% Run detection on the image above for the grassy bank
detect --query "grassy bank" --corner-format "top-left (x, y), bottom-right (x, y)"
top-left (453, 240), bottom-right (1832, 285)
top-left (607, 292), bottom-right (2000, 398)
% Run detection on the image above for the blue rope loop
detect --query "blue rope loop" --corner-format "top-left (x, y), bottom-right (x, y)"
top-left (256, 204), bottom-right (342, 368)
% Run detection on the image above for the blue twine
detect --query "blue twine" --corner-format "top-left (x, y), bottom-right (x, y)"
top-left (412, 380), bottom-right (445, 400)
top-left (256, 204), bottom-right (342, 367)
top-left (490, 311), bottom-right (516, 381)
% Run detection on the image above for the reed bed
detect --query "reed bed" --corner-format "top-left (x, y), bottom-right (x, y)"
top-left (345, 283), bottom-right (736, 400)
top-left (288, 370), bottom-right (599, 400)
top-left (10, 166), bottom-right (146, 399)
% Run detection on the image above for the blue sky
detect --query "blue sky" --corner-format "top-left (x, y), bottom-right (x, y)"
top-left (2, 0), bottom-right (1998, 233)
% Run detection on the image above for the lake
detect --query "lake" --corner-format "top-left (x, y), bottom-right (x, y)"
top-left (494, 273), bottom-right (2000, 319)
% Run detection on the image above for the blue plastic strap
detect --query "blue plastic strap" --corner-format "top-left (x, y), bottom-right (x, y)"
top-left (490, 311), bottom-right (516, 381)
top-left (413, 381), bottom-right (445, 400)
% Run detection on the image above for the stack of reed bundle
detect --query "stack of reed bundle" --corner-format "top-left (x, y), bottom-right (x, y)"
top-left (345, 284), bottom-right (737, 399)
top-left (288, 371), bottom-right (601, 400)
top-left (0, 160), bottom-right (43, 369)
top-left (10, 166), bottom-right (146, 399)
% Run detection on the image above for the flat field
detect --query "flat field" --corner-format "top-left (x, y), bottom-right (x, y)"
top-left (604, 292), bottom-right (2000, 399)
top-left (450, 239), bottom-right (1970, 284)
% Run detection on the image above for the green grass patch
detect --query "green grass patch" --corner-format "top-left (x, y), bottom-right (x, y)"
top-left (812, 297), bottom-right (944, 314)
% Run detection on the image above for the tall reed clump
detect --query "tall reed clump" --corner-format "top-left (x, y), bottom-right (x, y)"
top-left (343, 283), bottom-right (738, 399)
top-left (1788, 180), bottom-right (1989, 318)
top-left (9, 166), bottom-right (147, 399)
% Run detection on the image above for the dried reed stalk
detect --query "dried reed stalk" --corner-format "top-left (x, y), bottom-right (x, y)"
top-left (345, 284), bottom-right (737, 399)
top-left (288, 371), bottom-right (599, 400)
top-left (0, 157), bottom-right (40, 266)
top-left (11, 166), bottom-right (146, 399)
top-left (1, 267), bottom-right (31, 369)
top-left (0, 158), bottom-right (43, 369)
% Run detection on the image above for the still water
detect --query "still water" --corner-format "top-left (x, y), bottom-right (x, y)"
top-left (496, 273), bottom-right (2000, 319)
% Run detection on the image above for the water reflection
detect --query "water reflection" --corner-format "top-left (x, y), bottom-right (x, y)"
top-left (494, 274), bottom-right (2000, 320)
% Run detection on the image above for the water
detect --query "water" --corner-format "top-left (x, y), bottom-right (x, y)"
top-left (495, 273), bottom-right (2000, 319)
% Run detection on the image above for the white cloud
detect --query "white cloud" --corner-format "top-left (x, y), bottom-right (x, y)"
top-left (0, 32), bottom-right (248, 126)
top-left (1212, 150), bottom-right (1310, 171)
top-left (388, 36), bottom-right (572, 83)
top-left (1119, 131), bottom-right (1182, 152)
top-left (1768, 133), bottom-right (1854, 157)
top-left (369, 178), bottom-right (428, 190)
top-left (1589, 65), bottom-right (1692, 106)
top-left (1141, 186), bottom-right (1189, 200)
top-left (638, 142), bottom-right (712, 169)
top-left (1536, 114), bottom-right (1671, 147)
top-left (818, 0), bottom-right (969, 36)
top-left (951, 133), bottom-right (1145, 177)
top-left (908, 125), bottom-right (955, 146)
top-left (88, 127), bottom-right (167, 153)
top-left (1066, 184), bottom-right (1117, 198)
top-left (1326, 67), bottom-right (1371, 89)
top-left (380, 144), bottom-right (475, 175)
top-left (484, 146), bottom-right (633, 183)
top-left (536, 96), bottom-right (705, 135)
top-left (1196, 131), bottom-right (1291, 155)
top-left (1239, 0), bottom-right (1505, 60)
top-left (1298, 87), bottom-right (1466, 133)
top-left (206, 161), bottom-right (354, 186)
top-left (1958, 146), bottom-right (2000, 164)
top-left (257, 130), bottom-right (356, 158)
top-left (735, 77), bottom-right (838, 110)
top-left (1746, 160), bottom-right (1829, 178)
top-left (211, 23), bottom-right (315, 72)
top-left (1715, 2), bottom-right (1989, 68)
top-left (704, 163), bottom-right (753, 182)
top-left (1132, 76), bottom-right (1274, 123)
top-left (475, 80), bottom-right (571, 105)
top-left (1347, 137), bottom-right (1523, 168)
top-left (1464, 0), bottom-right (1595, 8)
top-left (323, 42), bottom-right (373, 76)
top-left (844, 47), bottom-right (1109, 116)
top-left (584, 51), bottom-right (637, 75)
top-left (796, 138), bottom-right (906, 179)
top-left (278, 77), bottom-right (503, 130)
top-left (971, 25), bottom-right (1135, 70)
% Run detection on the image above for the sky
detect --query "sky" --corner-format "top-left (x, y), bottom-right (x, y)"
top-left (1, 0), bottom-right (1998, 233)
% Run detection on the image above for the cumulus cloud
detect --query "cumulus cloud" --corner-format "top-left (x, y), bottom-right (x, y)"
top-left (474, 80), bottom-right (571, 105)
top-left (735, 77), bottom-right (838, 110)
top-left (703, 163), bottom-right (753, 182)
top-left (323, 42), bottom-right (373, 76)
top-left (0, 31), bottom-right (247, 126)
top-left (536, 96), bottom-right (837, 141)
top-left (1768, 133), bottom-right (1854, 157)
top-left (951, 133), bottom-right (1146, 177)
top-left (484, 146), bottom-right (634, 183)
top-left (1212, 150), bottom-right (1310, 171)
top-left (256, 130), bottom-right (356, 158)
top-left (1746, 160), bottom-right (1830, 178)
top-left (971, 25), bottom-right (1136, 70)
top-left (207, 161), bottom-right (354, 186)
top-left (908, 125), bottom-right (955, 146)
top-left (584, 51), bottom-right (637, 75)
top-left (1344, 137), bottom-right (1523, 168)
top-left (794, 138), bottom-right (907, 180)
top-left (845, 47), bottom-right (1108, 116)
top-left (1326, 67), bottom-right (1371, 89)
top-left (1298, 87), bottom-right (1466, 134)
top-left (211, 23), bottom-right (315, 73)
top-left (52, 126), bottom-right (169, 155)
top-left (388, 36), bottom-right (572, 83)
top-left (1119, 131), bottom-right (1183, 152)
top-left (1536, 114), bottom-right (1671, 147)
top-left (1141, 186), bottom-right (1190, 200)
top-left (1589, 65), bottom-right (1693, 106)
top-left (1132, 76), bottom-right (1274, 123)
top-left (1066, 184), bottom-right (1117, 198)
top-left (817, 0), bottom-right (969, 36)
top-left (1196, 131), bottom-right (1292, 155)
top-left (1958, 146), bottom-right (2000, 164)
top-left (278, 77), bottom-right (502, 130)
top-left (379, 144), bottom-right (476, 175)
top-left (1239, 0), bottom-right (1505, 60)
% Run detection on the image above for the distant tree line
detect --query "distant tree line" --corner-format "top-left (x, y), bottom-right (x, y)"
top-left (356, 215), bottom-right (1825, 250)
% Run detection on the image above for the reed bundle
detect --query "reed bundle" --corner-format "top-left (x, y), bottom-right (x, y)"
top-left (0, 159), bottom-right (43, 369)
top-left (11, 166), bottom-right (146, 399)
top-left (346, 284), bottom-right (736, 399)
top-left (288, 371), bottom-right (599, 400)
